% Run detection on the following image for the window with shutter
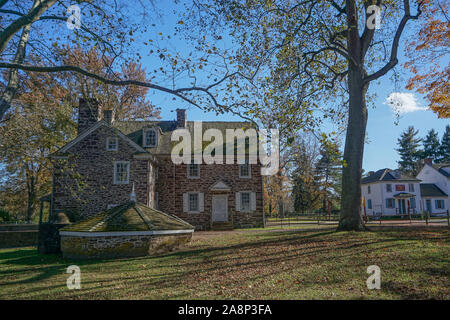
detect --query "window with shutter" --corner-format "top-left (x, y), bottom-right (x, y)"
top-left (143, 128), bottom-right (158, 147)
top-left (435, 200), bottom-right (444, 209)
top-left (240, 192), bottom-right (251, 211)
top-left (386, 198), bottom-right (395, 208)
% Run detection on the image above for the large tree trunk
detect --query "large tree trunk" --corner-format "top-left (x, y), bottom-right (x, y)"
top-left (337, 66), bottom-right (368, 231)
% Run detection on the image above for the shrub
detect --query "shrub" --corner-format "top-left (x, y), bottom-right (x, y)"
top-left (0, 208), bottom-right (11, 222)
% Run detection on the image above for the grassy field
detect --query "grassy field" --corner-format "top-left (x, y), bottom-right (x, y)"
top-left (0, 226), bottom-right (448, 299)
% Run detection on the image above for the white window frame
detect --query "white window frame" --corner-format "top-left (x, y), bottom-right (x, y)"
top-left (189, 193), bottom-right (199, 212)
top-left (386, 184), bottom-right (392, 192)
top-left (367, 185), bottom-right (371, 194)
top-left (183, 192), bottom-right (204, 213)
top-left (106, 137), bottom-right (118, 151)
top-left (187, 163), bottom-right (200, 179)
top-left (240, 192), bottom-right (251, 212)
top-left (113, 161), bottom-right (130, 184)
top-left (408, 184), bottom-right (415, 192)
top-left (143, 128), bottom-right (158, 147)
top-left (239, 164), bottom-right (251, 178)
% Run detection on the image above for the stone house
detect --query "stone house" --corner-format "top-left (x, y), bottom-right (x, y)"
top-left (50, 98), bottom-right (265, 230)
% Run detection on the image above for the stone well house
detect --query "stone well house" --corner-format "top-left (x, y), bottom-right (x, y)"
top-left (50, 99), bottom-right (265, 230)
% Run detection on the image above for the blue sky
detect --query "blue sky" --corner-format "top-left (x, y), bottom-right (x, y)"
top-left (4, 1), bottom-right (446, 178)
top-left (137, 1), bottom-right (448, 173)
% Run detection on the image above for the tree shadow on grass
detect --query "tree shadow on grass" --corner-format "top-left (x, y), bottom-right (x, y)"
top-left (1, 228), bottom-right (448, 299)
top-left (0, 248), bottom-right (108, 287)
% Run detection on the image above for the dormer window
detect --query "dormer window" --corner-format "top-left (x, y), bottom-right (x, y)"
top-left (143, 128), bottom-right (158, 147)
top-left (106, 137), bottom-right (118, 151)
top-left (239, 163), bottom-right (251, 178)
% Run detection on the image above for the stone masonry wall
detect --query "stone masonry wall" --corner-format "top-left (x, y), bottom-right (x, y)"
top-left (52, 124), bottom-right (151, 219)
top-left (156, 156), bottom-right (264, 230)
top-left (60, 233), bottom-right (192, 259)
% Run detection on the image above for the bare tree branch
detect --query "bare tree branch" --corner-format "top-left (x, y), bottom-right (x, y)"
top-left (0, 0), bottom-right (57, 54)
top-left (363, 0), bottom-right (423, 83)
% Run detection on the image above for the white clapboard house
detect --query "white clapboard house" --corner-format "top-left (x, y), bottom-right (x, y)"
top-left (416, 159), bottom-right (449, 215)
top-left (361, 169), bottom-right (422, 216)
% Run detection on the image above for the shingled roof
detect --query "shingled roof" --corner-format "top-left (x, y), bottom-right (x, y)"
top-left (60, 202), bottom-right (194, 233)
top-left (112, 120), bottom-right (256, 155)
top-left (361, 168), bottom-right (420, 184)
top-left (430, 163), bottom-right (450, 178)
top-left (420, 184), bottom-right (448, 197)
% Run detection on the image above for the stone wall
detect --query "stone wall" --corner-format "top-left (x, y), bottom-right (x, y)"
top-left (0, 224), bottom-right (38, 248)
top-left (60, 233), bottom-right (192, 259)
top-left (156, 156), bottom-right (264, 230)
top-left (52, 124), bottom-right (151, 218)
top-left (0, 224), bottom-right (39, 232)
top-left (0, 232), bottom-right (37, 249)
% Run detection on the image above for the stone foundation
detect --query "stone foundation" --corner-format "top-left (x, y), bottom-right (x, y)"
top-left (60, 233), bottom-right (192, 259)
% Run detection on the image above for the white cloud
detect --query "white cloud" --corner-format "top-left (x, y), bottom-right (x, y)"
top-left (384, 92), bottom-right (427, 115)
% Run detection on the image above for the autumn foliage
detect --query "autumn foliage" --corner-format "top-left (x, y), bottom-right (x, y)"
top-left (405, 0), bottom-right (449, 118)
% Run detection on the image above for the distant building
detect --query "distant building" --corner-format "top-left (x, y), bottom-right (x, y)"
top-left (416, 158), bottom-right (449, 214)
top-left (361, 169), bottom-right (421, 216)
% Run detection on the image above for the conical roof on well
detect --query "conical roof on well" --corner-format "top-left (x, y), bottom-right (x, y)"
top-left (61, 202), bottom-right (194, 232)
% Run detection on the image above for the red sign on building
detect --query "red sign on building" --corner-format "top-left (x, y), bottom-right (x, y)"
top-left (395, 185), bottom-right (405, 191)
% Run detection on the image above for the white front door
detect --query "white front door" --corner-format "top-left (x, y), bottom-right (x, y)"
top-left (212, 195), bottom-right (228, 222)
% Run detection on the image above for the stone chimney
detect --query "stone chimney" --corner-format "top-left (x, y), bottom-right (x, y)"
top-left (103, 109), bottom-right (114, 125)
top-left (78, 98), bottom-right (101, 135)
top-left (424, 158), bottom-right (433, 165)
top-left (176, 109), bottom-right (186, 128)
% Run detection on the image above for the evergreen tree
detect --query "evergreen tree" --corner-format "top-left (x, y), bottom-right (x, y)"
top-left (396, 126), bottom-right (423, 176)
top-left (315, 141), bottom-right (342, 213)
top-left (438, 125), bottom-right (450, 163)
top-left (422, 129), bottom-right (441, 160)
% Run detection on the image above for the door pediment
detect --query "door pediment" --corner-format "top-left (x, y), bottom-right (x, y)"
top-left (209, 180), bottom-right (231, 191)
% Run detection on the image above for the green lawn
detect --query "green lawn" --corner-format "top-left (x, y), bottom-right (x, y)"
top-left (0, 227), bottom-right (448, 299)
